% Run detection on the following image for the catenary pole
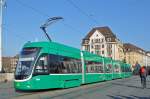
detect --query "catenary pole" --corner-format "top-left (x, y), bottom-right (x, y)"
top-left (0, 0), bottom-right (5, 72)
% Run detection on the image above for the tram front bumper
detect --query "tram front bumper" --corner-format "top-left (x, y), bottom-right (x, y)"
top-left (14, 80), bottom-right (33, 90)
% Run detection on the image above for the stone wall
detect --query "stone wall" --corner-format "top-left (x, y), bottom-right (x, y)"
top-left (0, 73), bottom-right (14, 82)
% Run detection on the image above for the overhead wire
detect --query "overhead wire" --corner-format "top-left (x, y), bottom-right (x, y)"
top-left (66, 0), bottom-right (99, 26)
top-left (15, 0), bottom-right (49, 17)
top-left (3, 25), bottom-right (28, 41)
top-left (4, 0), bottom-right (100, 55)
top-left (15, 0), bottom-right (83, 34)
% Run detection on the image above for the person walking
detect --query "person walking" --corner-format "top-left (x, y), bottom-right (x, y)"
top-left (134, 62), bottom-right (141, 75)
top-left (139, 66), bottom-right (147, 89)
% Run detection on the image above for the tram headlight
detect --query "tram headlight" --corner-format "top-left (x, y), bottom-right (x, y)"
top-left (16, 82), bottom-right (20, 87)
top-left (27, 85), bottom-right (31, 88)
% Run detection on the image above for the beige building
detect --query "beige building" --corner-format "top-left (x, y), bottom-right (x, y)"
top-left (82, 26), bottom-right (124, 61)
top-left (146, 51), bottom-right (150, 67)
top-left (2, 55), bottom-right (19, 73)
top-left (123, 43), bottom-right (146, 67)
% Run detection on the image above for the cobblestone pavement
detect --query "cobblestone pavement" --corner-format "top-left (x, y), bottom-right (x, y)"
top-left (0, 76), bottom-right (150, 99)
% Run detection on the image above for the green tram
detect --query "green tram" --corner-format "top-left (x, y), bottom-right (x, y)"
top-left (14, 41), bottom-right (132, 90)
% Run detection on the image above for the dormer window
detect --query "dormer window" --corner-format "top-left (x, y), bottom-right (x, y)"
top-left (107, 38), bottom-right (111, 42)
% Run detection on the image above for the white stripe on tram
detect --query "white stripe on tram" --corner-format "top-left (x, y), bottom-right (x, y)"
top-left (50, 73), bottom-right (82, 75)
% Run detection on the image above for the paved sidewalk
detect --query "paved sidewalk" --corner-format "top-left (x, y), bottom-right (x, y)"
top-left (0, 76), bottom-right (150, 99)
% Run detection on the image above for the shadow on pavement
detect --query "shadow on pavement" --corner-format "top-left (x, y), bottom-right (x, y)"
top-left (15, 88), bottom-right (64, 93)
top-left (112, 82), bottom-right (150, 89)
top-left (107, 95), bottom-right (150, 99)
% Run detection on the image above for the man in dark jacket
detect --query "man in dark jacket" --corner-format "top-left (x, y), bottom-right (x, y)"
top-left (139, 66), bottom-right (147, 89)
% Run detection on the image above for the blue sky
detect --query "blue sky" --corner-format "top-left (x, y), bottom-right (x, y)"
top-left (3, 0), bottom-right (150, 56)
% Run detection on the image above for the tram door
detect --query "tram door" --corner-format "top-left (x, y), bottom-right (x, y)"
top-left (34, 54), bottom-right (49, 75)
top-left (33, 54), bottom-right (49, 89)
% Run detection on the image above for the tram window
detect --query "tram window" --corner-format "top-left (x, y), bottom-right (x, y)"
top-left (120, 65), bottom-right (124, 72)
top-left (48, 54), bottom-right (82, 74)
top-left (129, 67), bottom-right (131, 72)
top-left (97, 63), bottom-right (103, 73)
top-left (61, 57), bottom-right (82, 73)
top-left (91, 66), bottom-right (94, 73)
top-left (34, 55), bottom-right (49, 75)
top-left (124, 67), bottom-right (126, 72)
top-left (105, 64), bottom-right (112, 73)
top-left (86, 64), bottom-right (89, 72)
top-left (86, 61), bottom-right (103, 73)
top-left (48, 54), bottom-right (60, 73)
top-left (86, 61), bottom-right (94, 73)
top-left (95, 66), bottom-right (99, 72)
top-left (113, 64), bottom-right (120, 73)
top-left (121, 64), bottom-right (127, 72)
top-left (74, 61), bottom-right (80, 73)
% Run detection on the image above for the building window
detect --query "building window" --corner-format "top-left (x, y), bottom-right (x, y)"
top-left (85, 45), bottom-right (89, 51)
top-left (95, 45), bottom-right (97, 49)
top-left (94, 39), bottom-right (99, 43)
top-left (110, 50), bottom-right (112, 54)
top-left (102, 51), bottom-right (104, 54)
top-left (95, 51), bottom-right (99, 55)
top-left (85, 40), bottom-right (89, 44)
top-left (110, 45), bottom-right (112, 48)
top-left (95, 45), bottom-right (101, 49)
top-left (102, 44), bottom-right (104, 48)
top-left (102, 38), bottom-right (104, 42)
top-left (99, 51), bottom-right (101, 55)
top-left (95, 45), bottom-right (98, 49)
top-left (107, 38), bottom-right (111, 42)
top-left (91, 39), bottom-right (94, 43)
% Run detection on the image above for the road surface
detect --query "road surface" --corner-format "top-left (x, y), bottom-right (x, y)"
top-left (0, 76), bottom-right (150, 99)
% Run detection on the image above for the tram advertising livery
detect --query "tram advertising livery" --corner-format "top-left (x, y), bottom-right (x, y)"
top-left (14, 41), bottom-right (132, 90)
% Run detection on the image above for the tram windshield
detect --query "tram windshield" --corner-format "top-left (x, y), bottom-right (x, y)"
top-left (15, 47), bottom-right (40, 80)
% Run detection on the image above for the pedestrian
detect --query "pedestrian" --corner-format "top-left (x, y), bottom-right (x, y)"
top-left (139, 66), bottom-right (147, 89)
top-left (134, 62), bottom-right (141, 75)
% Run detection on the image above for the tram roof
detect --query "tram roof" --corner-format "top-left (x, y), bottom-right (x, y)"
top-left (23, 41), bottom-right (80, 52)
top-left (22, 41), bottom-right (127, 63)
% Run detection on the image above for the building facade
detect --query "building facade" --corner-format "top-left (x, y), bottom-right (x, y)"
top-left (146, 51), bottom-right (150, 67)
top-left (123, 43), bottom-right (146, 67)
top-left (2, 55), bottom-right (18, 73)
top-left (82, 26), bottom-right (124, 61)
